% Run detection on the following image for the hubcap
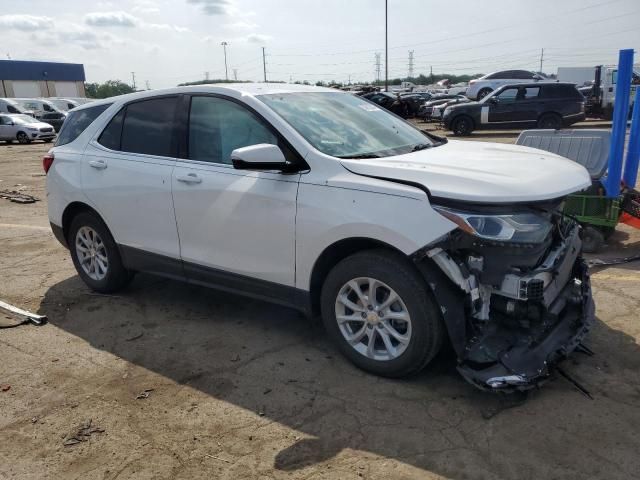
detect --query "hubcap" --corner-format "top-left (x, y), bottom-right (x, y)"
top-left (335, 277), bottom-right (412, 361)
top-left (75, 226), bottom-right (108, 281)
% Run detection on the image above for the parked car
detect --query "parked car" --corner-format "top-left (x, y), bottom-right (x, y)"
top-left (0, 114), bottom-right (56, 143)
top-left (431, 97), bottom-right (471, 120)
top-left (418, 94), bottom-right (466, 120)
top-left (13, 98), bottom-right (66, 120)
top-left (363, 91), bottom-right (410, 117)
top-left (0, 98), bottom-right (35, 116)
top-left (49, 98), bottom-right (81, 112)
top-left (45, 84), bottom-right (594, 392)
top-left (400, 93), bottom-right (432, 116)
top-left (466, 70), bottom-right (546, 100)
top-left (443, 82), bottom-right (585, 135)
top-left (40, 112), bottom-right (67, 132)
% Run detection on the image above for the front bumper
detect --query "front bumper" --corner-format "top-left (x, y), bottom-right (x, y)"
top-left (458, 258), bottom-right (594, 391)
top-left (415, 219), bottom-right (595, 392)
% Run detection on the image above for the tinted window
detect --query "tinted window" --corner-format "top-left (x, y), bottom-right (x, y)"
top-left (98, 109), bottom-right (125, 150)
top-left (519, 87), bottom-right (540, 100)
top-left (542, 85), bottom-right (581, 99)
top-left (55, 103), bottom-right (111, 146)
top-left (188, 96), bottom-right (277, 164)
top-left (120, 97), bottom-right (178, 157)
top-left (0, 116), bottom-right (11, 125)
top-left (512, 70), bottom-right (535, 80)
top-left (495, 88), bottom-right (518, 103)
top-left (7, 105), bottom-right (19, 113)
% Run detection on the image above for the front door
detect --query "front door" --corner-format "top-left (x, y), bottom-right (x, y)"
top-left (171, 95), bottom-right (299, 289)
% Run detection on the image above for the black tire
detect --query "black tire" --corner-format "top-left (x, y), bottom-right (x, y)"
top-left (16, 132), bottom-right (30, 144)
top-left (537, 113), bottom-right (562, 129)
top-left (451, 116), bottom-right (474, 136)
top-left (68, 212), bottom-right (131, 293)
top-left (320, 249), bottom-right (444, 378)
top-left (581, 225), bottom-right (605, 253)
top-left (5, 140), bottom-right (13, 145)
top-left (43, 139), bottom-right (53, 143)
top-left (477, 88), bottom-right (492, 100)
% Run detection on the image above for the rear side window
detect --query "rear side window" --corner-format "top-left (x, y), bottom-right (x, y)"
top-left (512, 70), bottom-right (535, 80)
top-left (55, 103), bottom-right (111, 146)
top-left (542, 85), bottom-right (582, 99)
top-left (98, 97), bottom-right (178, 157)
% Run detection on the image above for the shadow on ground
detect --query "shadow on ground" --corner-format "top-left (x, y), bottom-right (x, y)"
top-left (40, 272), bottom-right (640, 479)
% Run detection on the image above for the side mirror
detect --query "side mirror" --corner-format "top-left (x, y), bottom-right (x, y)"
top-left (488, 97), bottom-right (498, 104)
top-left (231, 144), bottom-right (293, 172)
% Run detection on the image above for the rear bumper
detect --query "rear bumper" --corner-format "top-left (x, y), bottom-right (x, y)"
top-left (457, 258), bottom-right (594, 391)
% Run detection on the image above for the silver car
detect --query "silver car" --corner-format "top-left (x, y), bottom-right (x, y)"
top-left (0, 114), bottom-right (56, 144)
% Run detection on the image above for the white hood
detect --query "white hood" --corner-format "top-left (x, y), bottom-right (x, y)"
top-left (340, 140), bottom-right (592, 203)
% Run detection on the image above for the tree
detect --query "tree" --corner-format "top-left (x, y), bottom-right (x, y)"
top-left (85, 80), bottom-right (135, 99)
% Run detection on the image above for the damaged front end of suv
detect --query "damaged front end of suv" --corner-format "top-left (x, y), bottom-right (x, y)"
top-left (412, 198), bottom-right (595, 392)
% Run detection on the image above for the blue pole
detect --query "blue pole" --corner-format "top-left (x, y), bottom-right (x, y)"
top-left (604, 49), bottom-right (634, 198)
top-left (623, 87), bottom-right (640, 188)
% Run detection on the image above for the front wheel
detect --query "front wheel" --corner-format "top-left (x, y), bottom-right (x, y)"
top-left (320, 250), bottom-right (444, 378)
top-left (451, 116), bottom-right (473, 136)
top-left (16, 132), bottom-right (30, 144)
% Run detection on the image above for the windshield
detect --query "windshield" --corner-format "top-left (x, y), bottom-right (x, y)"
top-left (11, 115), bottom-right (37, 124)
top-left (49, 99), bottom-right (70, 111)
top-left (258, 92), bottom-right (434, 158)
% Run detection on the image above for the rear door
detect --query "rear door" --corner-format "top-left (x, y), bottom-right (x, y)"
top-left (81, 96), bottom-right (182, 274)
top-left (171, 94), bottom-right (300, 289)
top-left (0, 115), bottom-right (13, 140)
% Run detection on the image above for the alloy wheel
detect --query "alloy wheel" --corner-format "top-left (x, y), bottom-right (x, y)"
top-left (75, 226), bottom-right (109, 281)
top-left (334, 277), bottom-right (412, 361)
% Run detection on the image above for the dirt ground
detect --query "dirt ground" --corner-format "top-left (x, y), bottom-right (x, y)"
top-left (1, 121), bottom-right (639, 480)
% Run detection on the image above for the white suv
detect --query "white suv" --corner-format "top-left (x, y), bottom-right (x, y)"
top-left (45, 84), bottom-right (594, 391)
top-left (466, 70), bottom-right (546, 100)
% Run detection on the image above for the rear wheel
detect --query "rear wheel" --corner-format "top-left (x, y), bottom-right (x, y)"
top-left (477, 88), bottom-right (492, 100)
top-left (537, 113), bottom-right (562, 129)
top-left (452, 116), bottom-right (474, 136)
top-left (68, 212), bottom-right (132, 293)
top-left (16, 132), bottom-right (30, 144)
top-left (320, 250), bottom-right (444, 378)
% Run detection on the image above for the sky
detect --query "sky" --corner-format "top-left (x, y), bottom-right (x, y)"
top-left (1, 0), bottom-right (639, 88)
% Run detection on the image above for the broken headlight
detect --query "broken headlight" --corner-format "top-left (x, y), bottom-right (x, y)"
top-left (434, 206), bottom-right (552, 243)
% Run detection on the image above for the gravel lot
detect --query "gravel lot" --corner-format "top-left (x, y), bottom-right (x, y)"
top-left (1, 122), bottom-right (639, 480)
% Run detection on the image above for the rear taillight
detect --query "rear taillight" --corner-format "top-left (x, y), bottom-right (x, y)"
top-left (43, 152), bottom-right (54, 174)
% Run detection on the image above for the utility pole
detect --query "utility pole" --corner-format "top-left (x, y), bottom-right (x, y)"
top-left (539, 48), bottom-right (544, 73)
top-left (205, 71), bottom-right (210, 81)
top-left (430, 65), bottom-right (433, 84)
top-left (233, 69), bottom-right (238, 81)
top-left (221, 41), bottom-right (229, 81)
top-left (262, 47), bottom-right (267, 82)
top-left (408, 50), bottom-right (414, 80)
top-left (131, 72), bottom-right (136, 90)
top-left (375, 52), bottom-right (381, 84)
top-left (384, 0), bottom-right (388, 92)
top-left (145, 80), bottom-right (150, 90)
top-left (348, 74), bottom-right (351, 85)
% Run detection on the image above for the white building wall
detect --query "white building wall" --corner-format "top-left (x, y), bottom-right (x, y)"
top-left (11, 80), bottom-right (41, 97)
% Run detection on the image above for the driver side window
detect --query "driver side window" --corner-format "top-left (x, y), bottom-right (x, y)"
top-left (496, 88), bottom-right (517, 103)
top-left (188, 96), bottom-right (278, 164)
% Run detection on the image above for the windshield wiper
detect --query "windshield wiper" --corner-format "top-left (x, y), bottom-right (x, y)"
top-left (411, 143), bottom-right (432, 152)
top-left (336, 153), bottom-right (383, 159)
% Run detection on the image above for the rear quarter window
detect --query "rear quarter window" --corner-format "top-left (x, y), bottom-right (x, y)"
top-left (542, 85), bottom-right (583, 99)
top-left (55, 104), bottom-right (112, 146)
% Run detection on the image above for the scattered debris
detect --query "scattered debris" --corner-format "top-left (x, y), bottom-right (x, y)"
top-left (0, 190), bottom-right (39, 204)
top-left (125, 333), bottom-right (143, 342)
top-left (136, 388), bottom-right (154, 400)
top-left (63, 419), bottom-right (105, 446)
top-left (0, 299), bottom-right (47, 328)
top-left (230, 354), bottom-right (241, 362)
top-left (1, 384), bottom-right (11, 392)
top-left (263, 388), bottom-right (272, 395)
top-left (557, 367), bottom-right (594, 400)
top-left (205, 453), bottom-right (232, 464)
top-left (588, 254), bottom-right (640, 267)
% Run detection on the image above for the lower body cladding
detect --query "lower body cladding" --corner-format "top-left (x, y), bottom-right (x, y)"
top-left (412, 221), bottom-right (594, 392)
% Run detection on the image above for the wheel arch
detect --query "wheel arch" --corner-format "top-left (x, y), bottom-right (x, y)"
top-left (62, 201), bottom-right (108, 244)
top-left (308, 237), bottom-right (410, 315)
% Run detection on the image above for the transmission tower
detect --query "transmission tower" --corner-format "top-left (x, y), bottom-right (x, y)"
top-left (375, 53), bottom-right (381, 84)
top-left (408, 51), bottom-right (414, 80)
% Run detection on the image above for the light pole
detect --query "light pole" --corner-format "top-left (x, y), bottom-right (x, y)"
top-left (385, 0), bottom-right (388, 92)
top-left (221, 41), bottom-right (229, 81)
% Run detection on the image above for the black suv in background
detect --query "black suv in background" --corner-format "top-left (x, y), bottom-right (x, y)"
top-left (443, 83), bottom-right (585, 135)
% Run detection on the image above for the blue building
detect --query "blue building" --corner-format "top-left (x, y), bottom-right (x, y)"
top-left (0, 60), bottom-right (86, 98)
